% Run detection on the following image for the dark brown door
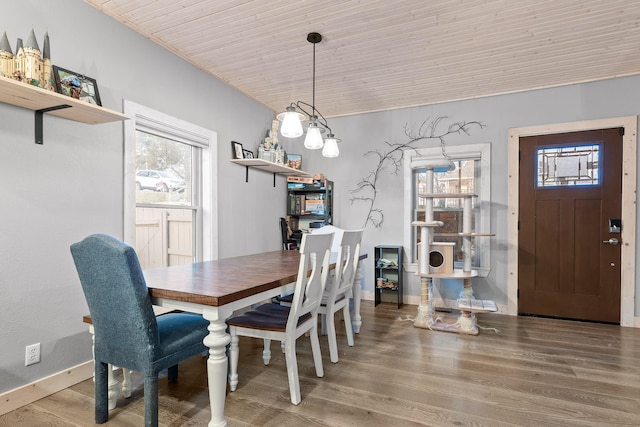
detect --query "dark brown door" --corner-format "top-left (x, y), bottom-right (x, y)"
top-left (518, 128), bottom-right (622, 323)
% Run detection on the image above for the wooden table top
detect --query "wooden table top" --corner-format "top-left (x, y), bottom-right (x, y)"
top-left (144, 250), bottom-right (303, 307)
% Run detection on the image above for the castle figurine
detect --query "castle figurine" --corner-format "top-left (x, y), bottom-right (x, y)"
top-left (258, 120), bottom-right (285, 163)
top-left (0, 29), bottom-right (54, 91)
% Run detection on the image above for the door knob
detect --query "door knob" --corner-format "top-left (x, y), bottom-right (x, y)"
top-left (603, 238), bottom-right (620, 245)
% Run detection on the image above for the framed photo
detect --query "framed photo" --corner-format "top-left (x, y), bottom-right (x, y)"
top-left (242, 149), bottom-right (254, 159)
top-left (287, 153), bottom-right (302, 170)
top-left (231, 141), bottom-right (244, 159)
top-left (52, 65), bottom-right (101, 106)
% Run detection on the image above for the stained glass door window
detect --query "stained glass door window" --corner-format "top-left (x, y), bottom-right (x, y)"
top-left (537, 144), bottom-right (599, 187)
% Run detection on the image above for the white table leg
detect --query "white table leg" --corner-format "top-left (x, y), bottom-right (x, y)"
top-left (202, 306), bottom-right (233, 427)
top-left (351, 263), bottom-right (363, 333)
top-left (107, 365), bottom-right (120, 410)
top-left (121, 368), bottom-right (132, 398)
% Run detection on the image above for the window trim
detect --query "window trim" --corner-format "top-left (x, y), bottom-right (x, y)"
top-left (403, 143), bottom-right (491, 276)
top-left (123, 100), bottom-right (218, 262)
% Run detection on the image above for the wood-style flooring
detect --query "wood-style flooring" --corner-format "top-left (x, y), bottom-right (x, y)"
top-left (2, 302), bottom-right (640, 426)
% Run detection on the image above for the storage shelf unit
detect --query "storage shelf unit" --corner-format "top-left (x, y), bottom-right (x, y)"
top-left (374, 245), bottom-right (403, 309)
top-left (0, 75), bottom-right (127, 144)
top-left (286, 179), bottom-right (333, 231)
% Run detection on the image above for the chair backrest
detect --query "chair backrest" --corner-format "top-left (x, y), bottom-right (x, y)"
top-left (311, 224), bottom-right (343, 253)
top-left (280, 217), bottom-right (289, 250)
top-left (326, 229), bottom-right (364, 305)
top-left (70, 234), bottom-right (159, 369)
top-left (287, 232), bottom-right (333, 331)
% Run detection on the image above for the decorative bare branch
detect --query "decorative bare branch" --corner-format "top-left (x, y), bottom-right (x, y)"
top-left (350, 116), bottom-right (485, 229)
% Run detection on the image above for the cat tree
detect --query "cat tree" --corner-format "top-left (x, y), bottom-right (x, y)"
top-left (411, 159), bottom-right (496, 335)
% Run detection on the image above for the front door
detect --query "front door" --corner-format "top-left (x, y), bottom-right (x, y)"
top-left (518, 128), bottom-right (623, 323)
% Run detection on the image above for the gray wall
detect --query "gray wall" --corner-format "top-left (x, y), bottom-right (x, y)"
top-left (0, 0), bottom-right (281, 393)
top-left (2, 0), bottom-right (639, 397)
top-left (310, 77), bottom-right (640, 318)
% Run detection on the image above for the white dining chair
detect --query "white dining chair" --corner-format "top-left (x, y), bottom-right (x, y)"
top-left (226, 232), bottom-right (333, 405)
top-left (311, 224), bottom-right (343, 252)
top-left (318, 229), bottom-right (363, 363)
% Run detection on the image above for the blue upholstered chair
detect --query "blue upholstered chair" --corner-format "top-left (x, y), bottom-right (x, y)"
top-left (70, 233), bottom-right (209, 426)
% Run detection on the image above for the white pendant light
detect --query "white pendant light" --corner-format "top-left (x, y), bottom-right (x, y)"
top-left (276, 32), bottom-right (342, 157)
top-left (276, 106), bottom-right (305, 138)
top-left (322, 134), bottom-right (340, 157)
top-left (304, 121), bottom-right (324, 149)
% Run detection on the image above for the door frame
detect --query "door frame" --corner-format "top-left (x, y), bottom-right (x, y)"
top-left (507, 116), bottom-right (637, 327)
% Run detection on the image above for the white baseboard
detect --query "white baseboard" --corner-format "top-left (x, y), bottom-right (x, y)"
top-left (0, 361), bottom-right (93, 416)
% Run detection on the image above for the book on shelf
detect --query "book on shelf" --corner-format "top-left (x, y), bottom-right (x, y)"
top-left (289, 194), bottom-right (329, 215)
top-left (296, 194), bottom-right (305, 214)
top-left (304, 194), bottom-right (324, 214)
top-left (287, 176), bottom-right (314, 184)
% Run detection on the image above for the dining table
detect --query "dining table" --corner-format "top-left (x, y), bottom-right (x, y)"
top-left (144, 249), bottom-right (366, 427)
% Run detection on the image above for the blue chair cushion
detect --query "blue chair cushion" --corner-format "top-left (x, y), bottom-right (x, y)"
top-left (156, 313), bottom-right (209, 360)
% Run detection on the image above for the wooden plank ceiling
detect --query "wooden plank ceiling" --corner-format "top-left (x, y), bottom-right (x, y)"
top-left (84, 0), bottom-right (640, 118)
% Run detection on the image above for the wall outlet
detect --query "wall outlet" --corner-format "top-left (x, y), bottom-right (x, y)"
top-left (25, 343), bottom-right (41, 366)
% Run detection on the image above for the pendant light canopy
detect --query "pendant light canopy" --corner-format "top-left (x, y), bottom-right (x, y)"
top-left (277, 32), bottom-right (341, 158)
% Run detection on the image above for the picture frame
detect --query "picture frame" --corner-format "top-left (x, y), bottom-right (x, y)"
top-left (52, 65), bottom-right (101, 106)
top-left (287, 153), bottom-right (302, 170)
top-left (242, 149), bottom-right (254, 159)
top-left (231, 141), bottom-right (244, 159)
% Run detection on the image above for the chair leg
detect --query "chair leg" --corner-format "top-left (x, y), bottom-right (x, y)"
top-left (262, 338), bottom-right (272, 365)
top-left (326, 312), bottom-right (339, 363)
top-left (93, 328), bottom-right (121, 410)
top-left (228, 333), bottom-right (239, 392)
top-left (310, 323), bottom-right (324, 378)
top-left (168, 365), bottom-right (178, 382)
top-left (94, 361), bottom-right (109, 424)
top-left (143, 375), bottom-right (159, 427)
top-left (343, 305), bottom-right (355, 347)
top-left (283, 339), bottom-right (301, 405)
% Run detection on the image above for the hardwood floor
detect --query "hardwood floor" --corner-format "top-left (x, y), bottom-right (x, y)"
top-left (2, 302), bottom-right (640, 426)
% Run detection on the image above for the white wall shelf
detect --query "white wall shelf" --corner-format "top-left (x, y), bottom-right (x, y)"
top-left (230, 158), bottom-right (310, 186)
top-left (0, 75), bottom-right (127, 144)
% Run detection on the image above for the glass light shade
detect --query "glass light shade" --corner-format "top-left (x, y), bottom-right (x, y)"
top-left (322, 135), bottom-right (340, 158)
top-left (304, 122), bottom-right (324, 149)
top-left (276, 107), bottom-right (305, 138)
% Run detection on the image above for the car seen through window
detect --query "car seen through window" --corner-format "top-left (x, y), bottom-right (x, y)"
top-left (135, 170), bottom-right (185, 193)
